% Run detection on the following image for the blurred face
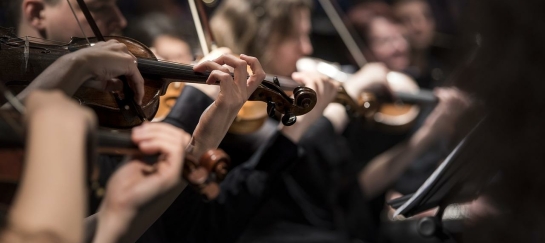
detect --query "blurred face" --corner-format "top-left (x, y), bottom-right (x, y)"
top-left (368, 17), bottom-right (410, 71)
top-left (152, 35), bottom-right (193, 64)
top-left (41, 0), bottom-right (127, 42)
top-left (268, 8), bottom-right (313, 77)
top-left (394, 1), bottom-right (435, 50)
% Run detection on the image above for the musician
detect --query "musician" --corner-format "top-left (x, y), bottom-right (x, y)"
top-left (0, 90), bottom-right (97, 243)
top-left (0, 87), bottom-right (192, 243)
top-left (392, 0), bottom-right (449, 89)
top-left (124, 12), bottom-right (193, 64)
top-left (209, 0), bottom-right (471, 242)
top-left (11, 0), bottom-right (125, 42)
top-left (7, 1), bottom-right (345, 243)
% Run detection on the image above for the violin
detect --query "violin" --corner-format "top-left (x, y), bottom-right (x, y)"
top-left (0, 80), bottom-right (231, 210)
top-left (292, 0), bottom-right (439, 132)
top-left (0, 108), bottom-right (230, 212)
top-left (0, 27), bottom-right (316, 129)
top-left (297, 57), bottom-right (438, 131)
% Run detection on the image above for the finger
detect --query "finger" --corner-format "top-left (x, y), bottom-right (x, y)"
top-left (193, 60), bottom-right (231, 74)
top-left (132, 122), bottom-right (184, 144)
top-left (293, 72), bottom-right (315, 91)
top-left (109, 41), bottom-right (129, 53)
top-left (124, 57), bottom-right (145, 105)
top-left (290, 72), bottom-right (306, 85)
top-left (81, 78), bottom-right (108, 90)
top-left (207, 70), bottom-right (233, 87)
top-left (213, 54), bottom-right (247, 84)
top-left (102, 78), bottom-right (123, 92)
top-left (240, 54), bottom-right (265, 91)
top-left (105, 39), bottom-right (121, 45)
top-left (137, 140), bottom-right (184, 179)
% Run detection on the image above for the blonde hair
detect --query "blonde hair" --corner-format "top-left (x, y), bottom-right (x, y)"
top-left (210, 0), bottom-right (312, 70)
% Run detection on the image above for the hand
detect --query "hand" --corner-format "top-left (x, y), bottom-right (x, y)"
top-left (292, 71), bottom-right (339, 113)
top-left (343, 63), bottom-right (391, 101)
top-left (193, 54), bottom-right (266, 111)
top-left (186, 48), bottom-right (234, 99)
top-left (198, 47), bottom-right (233, 63)
top-left (67, 40), bottom-right (145, 105)
top-left (281, 71), bottom-right (339, 142)
top-left (422, 87), bottom-right (472, 140)
top-left (99, 122), bottom-right (190, 222)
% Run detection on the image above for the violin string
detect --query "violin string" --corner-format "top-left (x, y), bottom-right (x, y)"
top-left (66, 0), bottom-right (91, 46)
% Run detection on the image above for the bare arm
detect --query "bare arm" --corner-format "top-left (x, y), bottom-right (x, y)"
top-left (323, 63), bottom-right (391, 134)
top-left (91, 123), bottom-right (190, 243)
top-left (90, 54), bottom-right (266, 243)
top-left (359, 88), bottom-right (471, 199)
top-left (1, 91), bottom-right (96, 243)
top-left (189, 54), bottom-right (265, 159)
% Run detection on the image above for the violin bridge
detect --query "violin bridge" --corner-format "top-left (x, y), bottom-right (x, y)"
top-left (24, 36), bottom-right (29, 72)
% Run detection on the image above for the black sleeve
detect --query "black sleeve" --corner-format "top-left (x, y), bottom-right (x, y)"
top-left (162, 131), bottom-right (301, 243)
top-left (162, 86), bottom-right (213, 134)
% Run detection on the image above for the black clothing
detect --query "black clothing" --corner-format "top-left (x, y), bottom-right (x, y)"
top-left (238, 117), bottom-right (377, 243)
top-left (142, 86), bottom-right (301, 243)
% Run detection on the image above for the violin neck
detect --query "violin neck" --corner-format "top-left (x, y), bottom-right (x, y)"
top-left (137, 58), bottom-right (211, 85)
top-left (136, 58), bottom-right (302, 92)
top-left (265, 75), bottom-right (301, 91)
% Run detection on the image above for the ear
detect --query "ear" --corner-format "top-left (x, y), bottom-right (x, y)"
top-left (21, 0), bottom-right (47, 31)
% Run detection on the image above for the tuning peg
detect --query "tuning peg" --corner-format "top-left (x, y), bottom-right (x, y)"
top-left (282, 112), bottom-right (296, 126)
top-left (267, 101), bottom-right (276, 118)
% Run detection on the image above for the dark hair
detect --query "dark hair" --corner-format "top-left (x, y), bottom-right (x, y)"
top-left (124, 12), bottom-right (183, 47)
top-left (210, 0), bottom-right (312, 70)
top-left (7, 0), bottom-right (23, 27)
top-left (348, 1), bottom-right (399, 43)
top-left (347, 1), bottom-right (400, 61)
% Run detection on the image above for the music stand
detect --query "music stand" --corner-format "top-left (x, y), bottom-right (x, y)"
top-left (387, 119), bottom-right (497, 241)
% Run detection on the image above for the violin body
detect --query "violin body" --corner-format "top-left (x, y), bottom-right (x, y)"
top-left (296, 57), bottom-right (437, 133)
top-left (0, 30), bottom-right (165, 128)
top-left (154, 82), bottom-right (185, 121)
top-left (0, 112), bottom-right (231, 212)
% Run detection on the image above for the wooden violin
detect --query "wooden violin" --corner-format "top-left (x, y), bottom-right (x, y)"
top-left (0, 108), bottom-right (231, 213)
top-left (291, 0), bottom-right (439, 132)
top-left (296, 57), bottom-right (438, 131)
top-left (0, 27), bottom-right (317, 129)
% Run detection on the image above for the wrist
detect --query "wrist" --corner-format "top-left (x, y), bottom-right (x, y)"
top-left (323, 103), bottom-right (349, 134)
top-left (93, 206), bottom-right (135, 243)
top-left (213, 98), bottom-right (244, 115)
top-left (63, 52), bottom-right (94, 82)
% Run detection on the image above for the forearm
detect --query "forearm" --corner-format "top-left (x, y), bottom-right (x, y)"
top-left (15, 55), bottom-right (89, 101)
top-left (322, 103), bottom-right (350, 134)
top-left (359, 126), bottom-right (435, 199)
top-left (190, 101), bottom-right (240, 159)
top-left (92, 182), bottom-right (188, 243)
top-left (8, 113), bottom-right (88, 243)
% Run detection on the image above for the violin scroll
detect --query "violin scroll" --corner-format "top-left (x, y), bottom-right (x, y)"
top-left (183, 149), bottom-right (230, 200)
top-left (248, 78), bottom-right (317, 126)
